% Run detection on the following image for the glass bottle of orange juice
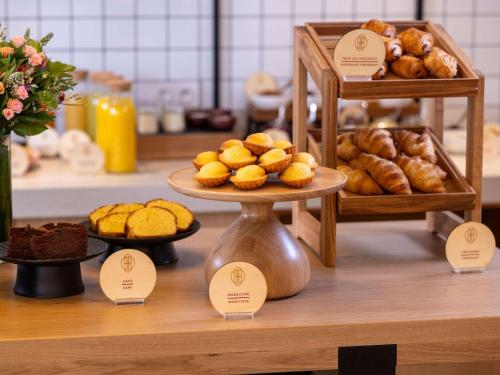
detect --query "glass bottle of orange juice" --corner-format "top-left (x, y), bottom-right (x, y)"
top-left (97, 80), bottom-right (136, 173)
top-left (86, 71), bottom-right (114, 140)
top-left (64, 69), bottom-right (88, 131)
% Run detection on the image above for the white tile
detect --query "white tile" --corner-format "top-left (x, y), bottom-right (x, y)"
top-left (325, 13), bottom-right (354, 22)
top-left (476, 0), bottom-right (500, 13)
top-left (201, 82), bottom-right (213, 107)
top-left (445, 16), bottom-right (472, 45)
top-left (170, 50), bottom-right (198, 79)
top-left (231, 0), bottom-right (260, 16)
top-left (74, 20), bottom-right (102, 48)
top-left (41, 0), bottom-right (70, 16)
top-left (295, 0), bottom-right (322, 15)
top-left (445, 0), bottom-right (473, 14)
top-left (106, 51), bottom-right (134, 78)
top-left (41, 20), bottom-right (70, 49)
top-left (138, 19), bottom-right (166, 48)
top-left (106, 19), bottom-right (134, 48)
top-left (7, 20), bottom-right (38, 40)
top-left (220, 49), bottom-right (230, 78)
top-left (220, 81), bottom-right (231, 108)
top-left (476, 16), bottom-right (500, 44)
top-left (170, 0), bottom-right (198, 15)
top-left (231, 49), bottom-right (260, 79)
top-left (232, 18), bottom-right (260, 47)
top-left (474, 47), bottom-right (500, 75)
top-left (200, 0), bottom-right (213, 16)
top-left (230, 81), bottom-right (246, 110)
top-left (355, 0), bottom-right (384, 14)
top-left (170, 18), bottom-right (198, 48)
top-left (137, 82), bottom-right (173, 106)
top-left (483, 107), bottom-right (499, 123)
top-left (73, 0), bottom-right (102, 16)
top-left (326, 0), bottom-right (353, 14)
top-left (424, 0), bottom-right (444, 15)
top-left (293, 15), bottom-right (322, 26)
top-left (138, 51), bottom-right (166, 79)
top-left (137, 0), bottom-right (167, 16)
top-left (8, 0), bottom-right (36, 17)
top-left (264, 0), bottom-right (292, 15)
top-left (73, 51), bottom-right (103, 71)
top-left (385, 0), bottom-right (414, 14)
top-left (484, 78), bottom-right (499, 106)
top-left (105, 0), bottom-right (134, 16)
top-left (46, 51), bottom-right (71, 64)
top-left (220, 18), bottom-right (230, 47)
top-left (219, 0), bottom-right (230, 16)
top-left (263, 48), bottom-right (291, 78)
top-left (263, 17), bottom-right (292, 47)
top-left (200, 18), bottom-right (213, 48)
top-left (200, 50), bottom-right (212, 80)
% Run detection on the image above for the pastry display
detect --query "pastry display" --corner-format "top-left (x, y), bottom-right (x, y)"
top-left (219, 139), bottom-right (244, 152)
top-left (218, 145), bottom-right (257, 169)
top-left (337, 164), bottom-right (383, 195)
top-left (292, 152), bottom-right (319, 169)
top-left (229, 165), bottom-right (268, 190)
top-left (395, 154), bottom-right (445, 193)
top-left (391, 55), bottom-right (428, 79)
top-left (125, 207), bottom-right (177, 239)
top-left (352, 128), bottom-right (397, 159)
top-left (195, 161), bottom-right (231, 187)
top-left (273, 139), bottom-right (296, 154)
top-left (258, 149), bottom-right (292, 173)
top-left (423, 47), bottom-right (458, 79)
top-left (146, 199), bottom-right (194, 231)
top-left (193, 151), bottom-right (219, 170)
top-left (279, 162), bottom-right (315, 188)
top-left (361, 19), bottom-right (396, 38)
top-left (337, 132), bottom-right (362, 161)
top-left (381, 36), bottom-right (402, 62)
top-left (8, 223), bottom-right (87, 260)
top-left (394, 130), bottom-right (437, 163)
top-left (398, 27), bottom-right (434, 56)
top-left (243, 132), bottom-right (274, 155)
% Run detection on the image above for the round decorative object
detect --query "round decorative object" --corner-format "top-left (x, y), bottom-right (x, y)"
top-left (69, 142), bottom-right (105, 174)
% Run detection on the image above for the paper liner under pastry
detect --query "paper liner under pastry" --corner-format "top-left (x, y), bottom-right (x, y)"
top-left (259, 154), bottom-right (292, 173)
top-left (194, 173), bottom-right (231, 187)
top-left (280, 145), bottom-right (296, 155)
top-left (279, 173), bottom-right (315, 188)
top-left (192, 159), bottom-right (204, 170)
top-left (219, 155), bottom-right (257, 170)
top-left (230, 175), bottom-right (268, 190)
top-left (243, 141), bottom-right (273, 156)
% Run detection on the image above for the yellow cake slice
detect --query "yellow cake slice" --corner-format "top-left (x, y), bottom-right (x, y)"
top-left (126, 207), bottom-right (177, 238)
top-left (97, 212), bottom-right (131, 237)
top-left (108, 203), bottom-right (145, 215)
top-left (146, 199), bottom-right (195, 231)
top-left (89, 204), bottom-right (116, 231)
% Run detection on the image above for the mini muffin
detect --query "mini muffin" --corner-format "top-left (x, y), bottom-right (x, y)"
top-left (279, 162), bottom-right (315, 188)
top-left (193, 151), bottom-right (219, 170)
top-left (194, 161), bottom-right (231, 187)
top-left (292, 152), bottom-right (319, 170)
top-left (218, 145), bottom-right (257, 169)
top-left (219, 139), bottom-right (244, 153)
top-left (230, 165), bottom-right (268, 190)
top-left (273, 139), bottom-right (295, 154)
top-left (258, 148), bottom-right (292, 173)
top-left (243, 132), bottom-right (274, 155)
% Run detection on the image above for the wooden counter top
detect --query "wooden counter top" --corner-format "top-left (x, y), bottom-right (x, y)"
top-left (1, 221), bottom-right (500, 373)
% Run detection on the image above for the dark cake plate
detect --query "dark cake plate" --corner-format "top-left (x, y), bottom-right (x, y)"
top-left (82, 219), bottom-right (201, 266)
top-left (0, 237), bottom-right (108, 298)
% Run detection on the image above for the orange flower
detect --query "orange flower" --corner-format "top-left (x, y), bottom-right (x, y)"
top-left (0, 47), bottom-right (14, 57)
top-left (0, 82), bottom-right (4, 95)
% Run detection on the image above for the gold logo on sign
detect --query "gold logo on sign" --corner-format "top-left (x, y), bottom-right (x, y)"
top-left (354, 34), bottom-right (368, 51)
top-left (121, 254), bottom-right (135, 273)
top-left (465, 226), bottom-right (478, 244)
top-left (230, 267), bottom-right (245, 286)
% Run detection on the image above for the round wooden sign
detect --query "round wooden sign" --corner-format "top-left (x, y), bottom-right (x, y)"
top-left (208, 261), bottom-right (267, 317)
top-left (445, 222), bottom-right (496, 271)
top-left (333, 29), bottom-right (385, 77)
top-left (69, 142), bottom-right (104, 174)
top-left (100, 249), bottom-right (157, 303)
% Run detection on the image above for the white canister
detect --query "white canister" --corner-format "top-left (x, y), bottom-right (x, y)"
top-left (162, 106), bottom-right (186, 134)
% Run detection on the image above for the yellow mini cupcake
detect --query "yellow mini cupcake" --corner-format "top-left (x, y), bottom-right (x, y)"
top-left (195, 161), bottom-right (231, 187)
top-left (273, 139), bottom-right (295, 154)
top-left (192, 151), bottom-right (219, 170)
top-left (279, 162), bottom-right (315, 188)
top-left (219, 139), bottom-right (244, 152)
top-left (230, 165), bottom-right (268, 190)
top-left (243, 132), bottom-right (274, 155)
top-left (258, 148), bottom-right (292, 173)
top-left (218, 145), bottom-right (257, 169)
top-left (292, 152), bottom-right (319, 170)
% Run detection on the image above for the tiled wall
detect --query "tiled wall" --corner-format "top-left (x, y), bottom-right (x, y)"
top-left (1, 0), bottom-right (499, 125)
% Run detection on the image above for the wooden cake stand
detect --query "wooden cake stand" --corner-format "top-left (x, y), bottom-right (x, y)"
top-left (168, 167), bottom-right (346, 299)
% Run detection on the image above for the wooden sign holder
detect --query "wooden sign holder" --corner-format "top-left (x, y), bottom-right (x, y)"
top-left (292, 21), bottom-right (484, 267)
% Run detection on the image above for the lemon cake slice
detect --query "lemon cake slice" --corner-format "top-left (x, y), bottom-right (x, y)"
top-left (126, 207), bottom-right (177, 238)
top-left (97, 213), bottom-right (131, 237)
top-left (146, 199), bottom-right (195, 231)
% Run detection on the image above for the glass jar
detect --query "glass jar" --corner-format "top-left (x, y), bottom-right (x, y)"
top-left (86, 71), bottom-right (114, 141)
top-left (64, 70), bottom-right (89, 132)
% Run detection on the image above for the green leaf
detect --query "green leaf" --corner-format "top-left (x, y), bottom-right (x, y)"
top-left (12, 122), bottom-right (48, 137)
top-left (24, 28), bottom-right (31, 40)
top-left (39, 32), bottom-right (54, 46)
top-left (37, 91), bottom-right (58, 109)
top-left (46, 60), bottom-right (75, 74)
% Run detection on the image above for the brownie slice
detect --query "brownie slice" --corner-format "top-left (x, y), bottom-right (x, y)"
top-left (31, 224), bottom-right (88, 260)
top-left (8, 226), bottom-right (47, 259)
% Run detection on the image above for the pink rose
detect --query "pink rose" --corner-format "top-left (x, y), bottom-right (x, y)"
top-left (0, 82), bottom-right (4, 95)
top-left (16, 85), bottom-right (28, 100)
top-left (2, 108), bottom-right (14, 120)
top-left (23, 45), bottom-right (36, 57)
top-left (28, 53), bottom-right (43, 66)
top-left (7, 98), bottom-right (23, 114)
top-left (11, 35), bottom-right (25, 48)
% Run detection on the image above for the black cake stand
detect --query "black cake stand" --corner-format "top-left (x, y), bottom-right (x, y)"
top-left (0, 237), bottom-right (108, 298)
top-left (82, 220), bottom-right (201, 266)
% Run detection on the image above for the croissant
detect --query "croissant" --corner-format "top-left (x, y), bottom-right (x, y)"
top-left (394, 130), bottom-right (437, 164)
top-left (398, 27), bottom-right (434, 56)
top-left (391, 55), bottom-right (428, 79)
top-left (338, 165), bottom-right (383, 195)
top-left (361, 19), bottom-right (396, 38)
top-left (381, 36), bottom-right (402, 62)
top-left (424, 47), bottom-right (457, 78)
top-left (352, 128), bottom-right (397, 159)
top-left (434, 164), bottom-right (447, 180)
top-left (337, 132), bottom-right (362, 160)
top-left (395, 155), bottom-right (445, 193)
top-left (349, 158), bottom-right (366, 171)
top-left (372, 61), bottom-right (388, 80)
top-left (358, 153), bottom-right (412, 195)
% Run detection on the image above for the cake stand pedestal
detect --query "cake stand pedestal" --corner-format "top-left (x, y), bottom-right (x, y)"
top-left (168, 167), bottom-right (346, 299)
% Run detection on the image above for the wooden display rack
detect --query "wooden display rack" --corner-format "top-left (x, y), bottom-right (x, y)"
top-left (292, 21), bottom-right (484, 266)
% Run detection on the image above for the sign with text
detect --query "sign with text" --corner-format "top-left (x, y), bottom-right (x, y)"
top-left (446, 222), bottom-right (496, 273)
top-left (333, 29), bottom-right (385, 78)
top-left (100, 249), bottom-right (156, 304)
top-left (208, 261), bottom-right (267, 319)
